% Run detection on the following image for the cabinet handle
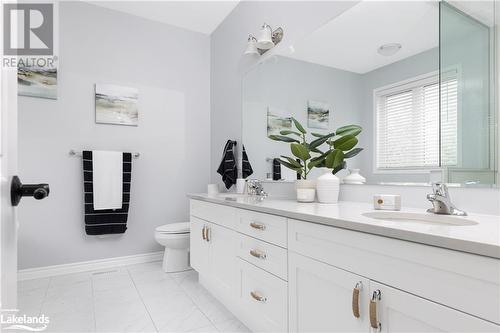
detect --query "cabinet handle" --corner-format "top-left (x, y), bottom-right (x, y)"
top-left (249, 249), bottom-right (267, 260)
top-left (206, 227), bottom-right (211, 242)
top-left (369, 290), bottom-right (381, 331)
top-left (250, 291), bottom-right (267, 303)
top-left (352, 282), bottom-right (362, 318)
top-left (202, 226), bottom-right (206, 241)
top-left (250, 222), bottom-right (266, 230)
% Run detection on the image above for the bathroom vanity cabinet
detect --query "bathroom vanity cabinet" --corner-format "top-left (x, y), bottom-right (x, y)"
top-left (189, 198), bottom-right (500, 332)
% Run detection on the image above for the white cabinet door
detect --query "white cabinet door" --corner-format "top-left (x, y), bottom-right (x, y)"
top-left (370, 281), bottom-right (500, 333)
top-left (208, 222), bottom-right (237, 297)
top-left (289, 252), bottom-right (370, 333)
top-left (190, 216), bottom-right (210, 275)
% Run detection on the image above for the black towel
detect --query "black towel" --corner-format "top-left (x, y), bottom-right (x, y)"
top-left (272, 158), bottom-right (281, 181)
top-left (217, 140), bottom-right (237, 189)
top-left (242, 145), bottom-right (254, 179)
top-left (83, 151), bottom-right (131, 235)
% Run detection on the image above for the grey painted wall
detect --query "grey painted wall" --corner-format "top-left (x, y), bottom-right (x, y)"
top-left (18, 2), bottom-right (210, 269)
top-left (210, 1), bottom-right (360, 185)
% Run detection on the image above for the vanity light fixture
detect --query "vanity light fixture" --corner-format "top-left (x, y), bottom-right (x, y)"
top-left (244, 23), bottom-right (284, 56)
top-left (377, 43), bottom-right (402, 56)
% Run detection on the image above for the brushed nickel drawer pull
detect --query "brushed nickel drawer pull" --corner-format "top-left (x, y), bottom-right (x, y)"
top-left (250, 291), bottom-right (267, 303)
top-left (369, 290), bottom-right (381, 331)
top-left (249, 249), bottom-right (267, 260)
top-left (202, 226), bottom-right (206, 241)
top-left (250, 222), bottom-right (266, 230)
top-left (206, 227), bottom-right (211, 242)
top-left (352, 282), bottom-right (362, 318)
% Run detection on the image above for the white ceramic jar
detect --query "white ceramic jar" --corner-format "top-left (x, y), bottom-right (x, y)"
top-left (316, 171), bottom-right (340, 204)
top-left (343, 169), bottom-right (366, 184)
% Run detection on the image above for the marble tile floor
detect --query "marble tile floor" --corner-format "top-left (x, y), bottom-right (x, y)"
top-left (17, 261), bottom-right (250, 333)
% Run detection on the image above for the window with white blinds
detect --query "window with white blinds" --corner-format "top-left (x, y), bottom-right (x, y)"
top-left (375, 73), bottom-right (458, 170)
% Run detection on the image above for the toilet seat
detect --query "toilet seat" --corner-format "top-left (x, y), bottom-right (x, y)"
top-left (155, 222), bottom-right (190, 234)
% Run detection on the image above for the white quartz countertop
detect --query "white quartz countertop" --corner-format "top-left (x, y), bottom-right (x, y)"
top-left (187, 193), bottom-right (500, 259)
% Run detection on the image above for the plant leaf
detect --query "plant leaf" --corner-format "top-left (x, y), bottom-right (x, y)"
top-left (311, 132), bottom-right (326, 138)
top-left (333, 135), bottom-right (358, 151)
top-left (277, 159), bottom-right (302, 172)
top-left (310, 147), bottom-right (323, 154)
top-left (280, 156), bottom-right (303, 169)
top-left (280, 130), bottom-right (301, 137)
top-left (268, 135), bottom-right (300, 143)
top-left (291, 117), bottom-right (306, 134)
top-left (332, 161), bottom-right (347, 175)
top-left (310, 132), bottom-right (336, 149)
top-left (325, 149), bottom-right (344, 169)
top-left (336, 125), bottom-right (362, 137)
top-left (291, 143), bottom-right (311, 161)
top-left (311, 150), bottom-right (330, 162)
top-left (344, 148), bottom-right (363, 159)
top-left (308, 157), bottom-right (326, 169)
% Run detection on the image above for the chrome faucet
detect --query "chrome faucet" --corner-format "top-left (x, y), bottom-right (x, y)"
top-left (246, 179), bottom-right (268, 199)
top-left (426, 183), bottom-right (467, 216)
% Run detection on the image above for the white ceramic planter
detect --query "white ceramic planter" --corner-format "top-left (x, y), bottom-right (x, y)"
top-left (316, 171), bottom-right (340, 204)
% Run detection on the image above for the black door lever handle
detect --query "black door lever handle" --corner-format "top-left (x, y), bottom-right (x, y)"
top-left (11, 176), bottom-right (50, 206)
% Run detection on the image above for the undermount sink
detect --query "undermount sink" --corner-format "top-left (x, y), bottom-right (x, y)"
top-left (362, 211), bottom-right (478, 226)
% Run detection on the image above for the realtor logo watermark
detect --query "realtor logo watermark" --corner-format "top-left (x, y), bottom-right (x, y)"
top-left (2, 2), bottom-right (56, 68)
top-left (1, 309), bottom-right (49, 331)
top-left (3, 3), bottom-right (53, 55)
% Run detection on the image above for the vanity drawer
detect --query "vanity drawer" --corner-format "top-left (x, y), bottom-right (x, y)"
top-left (238, 234), bottom-right (288, 280)
top-left (190, 199), bottom-right (236, 229)
top-left (236, 259), bottom-right (288, 332)
top-left (236, 209), bottom-right (287, 247)
top-left (288, 219), bottom-right (500, 324)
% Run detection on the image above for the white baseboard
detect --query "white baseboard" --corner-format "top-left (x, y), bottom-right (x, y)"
top-left (18, 251), bottom-right (164, 281)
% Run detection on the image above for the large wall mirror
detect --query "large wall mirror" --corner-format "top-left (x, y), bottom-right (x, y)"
top-left (242, 1), bottom-right (497, 186)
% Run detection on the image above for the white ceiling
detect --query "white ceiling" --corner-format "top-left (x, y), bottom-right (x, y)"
top-left (283, 1), bottom-right (439, 74)
top-left (448, 1), bottom-right (495, 27)
top-left (87, 1), bottom-right (240, 34)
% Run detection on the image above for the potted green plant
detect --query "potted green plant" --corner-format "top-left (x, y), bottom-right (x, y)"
top-left (269, 119), bottom-right (363, 202)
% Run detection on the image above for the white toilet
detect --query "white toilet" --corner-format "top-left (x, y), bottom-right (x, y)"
top-left (154, 222), bottom-right (190, 272)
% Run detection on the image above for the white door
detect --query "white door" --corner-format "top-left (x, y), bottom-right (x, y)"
top-left (0, 61), bottom-right (19, 308)
top-left (208, 222), bottom-right (237, 297)
top-left (370, 281), bottom-right (500, 333)
top-left (289, 252), bottom-right (370, 333)
top-left (189, 217), bottom-right (210, 275)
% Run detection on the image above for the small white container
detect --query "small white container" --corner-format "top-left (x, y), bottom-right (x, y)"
top-left (374, 194), bottom-right (401, 211)
top-left (207, 184), bottom-right (219, 196)
top-left (236, 179), bottom-right (246, 194)
top-left (296, 188), bottom-right (316, 203)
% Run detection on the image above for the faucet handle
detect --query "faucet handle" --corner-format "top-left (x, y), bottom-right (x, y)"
top-left (246, 179), bottom-right (267, 198)
top-left (431, 182), bottom-right (449, 197)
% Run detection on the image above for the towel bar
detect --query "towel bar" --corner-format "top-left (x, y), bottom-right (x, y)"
top-left (69, 149), bottom-right (140, 158)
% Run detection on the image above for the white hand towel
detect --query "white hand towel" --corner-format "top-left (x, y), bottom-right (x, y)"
top-left (92, 150), bottom-right (123, 210)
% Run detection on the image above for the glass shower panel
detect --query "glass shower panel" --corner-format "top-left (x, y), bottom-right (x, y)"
top-left (440, 1), bottom-right (496, 185)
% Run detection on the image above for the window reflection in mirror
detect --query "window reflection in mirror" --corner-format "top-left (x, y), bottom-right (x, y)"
top-left (241, 1), bottom-right (497, 186)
